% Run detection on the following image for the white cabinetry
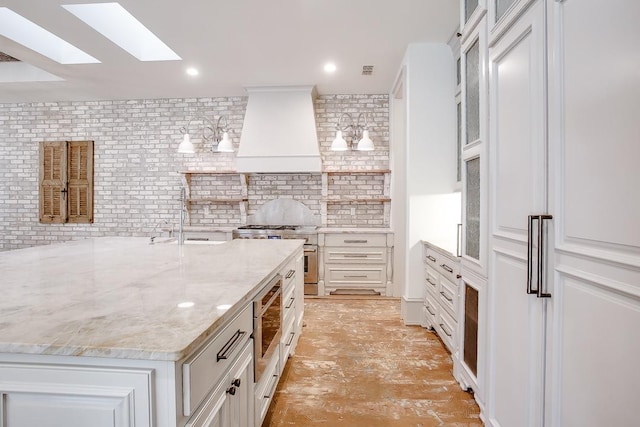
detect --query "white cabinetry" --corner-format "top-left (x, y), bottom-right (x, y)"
top-left (484, 1), bottom-right (640, 426)
top-left (422, 242), bottom-right (461, 355)
top-left (185, 341), bottom-right (253, 427)
top-left (320, 231), bottom-right (394, 296)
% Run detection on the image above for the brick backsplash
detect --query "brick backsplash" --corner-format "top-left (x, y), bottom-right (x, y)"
top-left (0, 94), bottom-right (389, 251)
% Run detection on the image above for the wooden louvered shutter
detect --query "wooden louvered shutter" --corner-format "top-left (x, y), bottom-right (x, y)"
top-left (67, 140), bottom-right (94, 223)
top-left (39, 141), bottom-right (67, 223)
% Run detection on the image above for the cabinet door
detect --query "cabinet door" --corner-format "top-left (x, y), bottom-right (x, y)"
top-left (227, 342), bottom-right (254, 427)
top-left (487, 1), bottom-right (547, 426)
top-left (545, 0), bottom-right (640, 426)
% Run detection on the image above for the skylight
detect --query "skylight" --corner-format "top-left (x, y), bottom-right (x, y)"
top-left (62, 3), bottom-right (181, 62)
top-left (0, 7), bottom-right (99, 64)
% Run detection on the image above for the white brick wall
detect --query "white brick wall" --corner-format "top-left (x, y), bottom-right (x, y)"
top-left (0, 94), bottom-right (389, 251)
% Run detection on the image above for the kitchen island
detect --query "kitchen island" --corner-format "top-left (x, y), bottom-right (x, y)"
top-left (0, 237), bottom-right (304, 427)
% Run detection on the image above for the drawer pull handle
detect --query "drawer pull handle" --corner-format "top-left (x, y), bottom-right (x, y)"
top-left (226, 386), bottom-right (236, 396)
top-left (344, 239), bottom-right (368, 244)
top-left (264, 374), bottom-right (279, 398)
top-left (286, 331), bottom-right (296, 346)
top-left (345, 275), bottom-right (368, 279)
top-left (440, 291), bottom-right (453, 302)
top-left (440, 263), bottom-right (454, 273)
top-left (426, 278), bottom-right (437, 287)
top-left (427, 255), bottom-right (436, 262)
top-left (285, 297), bottom-right (295, 309)
top-left (456, 274), bottom-right (462, 279)
top-left (216, 329), bottom-right (246, 362)
top-left (426, 305), bottom-right (436, 316)
top-left (232, 378), bottom-right (241, 387)
top-left (285, 269), bottom-right (295, 279)
top-left (439, 323), bottom-right (452, 337)
top-left (344, 254), bottom-right (368, 258)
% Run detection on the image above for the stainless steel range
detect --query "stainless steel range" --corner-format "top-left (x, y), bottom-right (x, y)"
top-left (232, 198), bottom-right (320, 296)
top-left (233, 225), bottom-right (318, 296)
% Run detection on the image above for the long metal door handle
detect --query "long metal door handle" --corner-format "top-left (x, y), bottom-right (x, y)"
top-left (456, 223), bottom-right (462, 257)
top-left (537, 215), bottom-right (553, 298)
top-left (527, 215), bottom-right (537, 295)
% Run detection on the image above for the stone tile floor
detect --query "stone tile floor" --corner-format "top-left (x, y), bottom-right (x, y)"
top-left (263, 297), bottom-right (482, 426)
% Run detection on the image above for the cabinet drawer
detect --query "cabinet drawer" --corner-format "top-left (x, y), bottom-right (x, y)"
top-left (325, 247), bottom-right (386, 264)
top-left (325, 233), bottom-right (387, 247)
top-left (424, 297), bottom-right (438, 329)
top-left (280, 313), bottom-right (296, 368)
top-left (436, 309), bottom-right (457, 354)
top-left (425, 266), bottom-right (439, 295)
top-left (183, 305), bottom-right (252, 416)
top-left (325, 266), bottom-right (386, 286)
top-left (281, 259), bottom-right (297, 291)
top-left (437, 258), bottom-right (460, 284)
top-left (439, 276), bottom-right (459, 318)
top-left (255, 351), bottom-right (280, 425)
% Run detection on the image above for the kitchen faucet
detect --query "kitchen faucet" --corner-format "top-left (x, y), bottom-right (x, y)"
top-left (149, 220), bottom-right (171, 244)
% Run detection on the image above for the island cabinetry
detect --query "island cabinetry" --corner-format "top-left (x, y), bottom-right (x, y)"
top-left (185, 341), bottom-right (253, 427)
top-left (182, 304), bottom-right (253, 418)
top-left (422, 241), bottom-right (461, 355)
top-left (320, 232), bottom-right (393, 296)
top-left (279, 257), bottom-right (298, 368)
top-left (0, 362), bottom-right (154, 427)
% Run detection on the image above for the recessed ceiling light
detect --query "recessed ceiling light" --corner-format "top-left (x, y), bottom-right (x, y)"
top-left (62, 2), bottom-right (181, 62)
top-left (186, 67), bottom-right (199, 76)
top-left (324, 62), bottom-right (337, 73)
top-left (0, 7), bottom-right (99, 64)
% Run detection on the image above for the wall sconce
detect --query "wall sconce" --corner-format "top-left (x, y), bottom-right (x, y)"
top-left (330, 112), bottom-right (375, 152)
top-left (177, 115), bottom-right (234, 154)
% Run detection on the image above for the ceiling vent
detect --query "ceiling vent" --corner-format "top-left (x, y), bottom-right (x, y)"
top-left (0, 51), bottom-right (20, 62)
top-left (362, 65), bottom-right (374, 76)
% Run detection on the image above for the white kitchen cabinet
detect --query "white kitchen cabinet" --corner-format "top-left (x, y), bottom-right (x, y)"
top-left (422, 241), bottom-right (461, 356)
top-left (279, 256), bottom-right (298, 368)
top-left (320, 231), bottom-right (394, 296)
top-left (185, 341), bottom-right (253, 427)
top-left (485, 1), bottom-right (640, 426)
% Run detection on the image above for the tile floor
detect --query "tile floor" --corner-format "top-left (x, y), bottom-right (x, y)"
top-left (263, 297), bottom-right (482, 426)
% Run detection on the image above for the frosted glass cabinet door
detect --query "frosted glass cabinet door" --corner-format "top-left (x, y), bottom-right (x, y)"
top-left (465, 40), bottom-right (480, 145)
top-left (465, 157), bottom-right (480, 260)
top-left (465, 0), bottom-right (479, 22)
top-left (495, 0), bottom-right (517, 21)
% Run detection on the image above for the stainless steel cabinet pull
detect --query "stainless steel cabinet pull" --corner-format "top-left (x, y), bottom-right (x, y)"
top-left (426, 278), bottom-right (437, 287)
top-left (344, 254), bottom-right (368, 258)
top-left (427, 255), bottom-right (436, 262)
top-left (440, 263), bottom-right (454, 273)
top-left (304, 248), bottom-right (317, 253)
top-left (426, 305), bottom-right (436, 316)
top-left (527, 214), bottom-right (553, 298)
top-left (440, 291), bottom-right (453, 302)
top-left (344, 239), bottom-right (367, 244)
top-left (264, 374), bottom-right (279, 398)
top-left (285, 297), bottom-right (295, 309)
top-left (286, 331), bottom-right (295, 346)
top-left (216, 329), bottom-right (246, 362)
top-left (345, 275), bottom-right (368, 279)
top-left (439, 323), bottom-right (452, 337)
top-left (285, 269), bottom-right (295, 279)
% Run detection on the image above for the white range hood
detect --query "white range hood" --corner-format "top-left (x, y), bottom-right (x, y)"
top-left (236, 86), bottom-right (322, 173)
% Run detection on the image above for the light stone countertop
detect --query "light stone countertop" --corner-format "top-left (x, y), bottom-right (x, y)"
top-left (318, 227), bottom-right (393, 234)
top-left (0, 237), bottom-right (303, 362)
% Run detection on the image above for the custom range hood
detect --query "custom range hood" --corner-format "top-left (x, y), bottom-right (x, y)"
top-left (237, 85), bottom-right (322, 173)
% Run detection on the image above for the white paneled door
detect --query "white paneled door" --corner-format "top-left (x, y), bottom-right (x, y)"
top-left (488, 0), bottom-right (640, 426)
top-left (545, 0), bottom-right (640, 426)
top-left (488, 1), bottom-right (547, 426)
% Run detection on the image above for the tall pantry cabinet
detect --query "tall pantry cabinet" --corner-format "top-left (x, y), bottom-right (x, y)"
top-left (464, 0), bottom-right (640, 426)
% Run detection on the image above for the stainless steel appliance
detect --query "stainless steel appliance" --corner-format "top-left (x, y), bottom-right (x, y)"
top-left (253, 274), bottom-right (282, 383)
top-left (234, 225), bottom-right (319, 295)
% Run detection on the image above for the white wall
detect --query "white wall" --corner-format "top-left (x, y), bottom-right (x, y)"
top-left (393, 43), bottom-right (458, 321)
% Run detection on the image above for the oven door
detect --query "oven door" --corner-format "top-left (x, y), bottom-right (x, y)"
top-left (303, 245), bottom-right (318, 294)
top-left (253, 275), bottom-right (282, 382)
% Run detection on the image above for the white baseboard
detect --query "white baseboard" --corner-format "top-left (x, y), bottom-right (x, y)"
top-left (401, 296), bottom-right (424, 325)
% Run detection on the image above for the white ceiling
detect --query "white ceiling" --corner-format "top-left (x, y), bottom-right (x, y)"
top-left (0, 0), bottom-right (459, 103)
